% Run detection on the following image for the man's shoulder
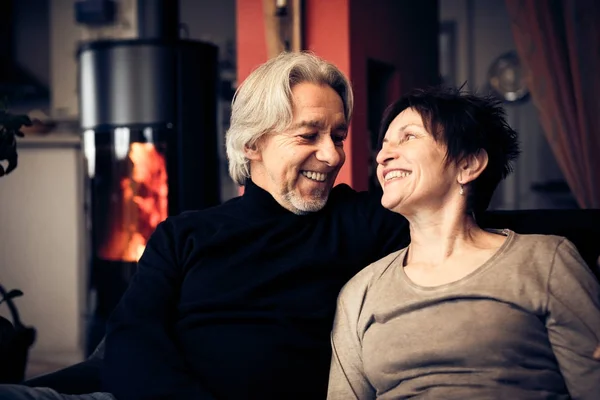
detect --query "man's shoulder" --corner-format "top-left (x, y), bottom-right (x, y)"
top-left (329, 183), bottom-right (358, 200)
top-left (163, 196), bottom-right (244, 234)
top-left (327, 183), bottom-right (376, 209)
top-left (325, 184), bottom-right (408, 254)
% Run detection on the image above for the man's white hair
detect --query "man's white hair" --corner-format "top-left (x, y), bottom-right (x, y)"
top-left (225, 52), bottom-right (354, 186)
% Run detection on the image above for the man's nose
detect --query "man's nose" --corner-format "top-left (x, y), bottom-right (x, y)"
top-left (316, 137), bottom-right (343, 166)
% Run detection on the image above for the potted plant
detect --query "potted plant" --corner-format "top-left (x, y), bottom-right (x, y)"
top-left (0, 286), bottom-right (36, 383)
top-left (0, 105), bottom-right (31, 176)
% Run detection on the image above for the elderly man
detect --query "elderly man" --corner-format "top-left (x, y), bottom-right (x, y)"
top-left (102, 51), bottom-right (409, 399)
top-left (101, 52), bottom-right (409, 399)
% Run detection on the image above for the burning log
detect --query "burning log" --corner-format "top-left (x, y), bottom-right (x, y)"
top-left (98, 142), bottom-right (168, 262)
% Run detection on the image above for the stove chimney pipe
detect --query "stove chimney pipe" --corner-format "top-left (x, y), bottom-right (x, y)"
top-left (137, 0), bottom-right (180, 41)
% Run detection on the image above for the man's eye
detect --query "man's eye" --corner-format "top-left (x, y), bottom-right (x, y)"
top-left (332, 135), bottom-right (346, 146)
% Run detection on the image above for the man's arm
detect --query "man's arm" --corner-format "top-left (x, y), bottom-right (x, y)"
top-left (102, 219), bottom-right (215, 399)
top-left (354, 186), bottom-right (410, 257)
top-left (546, 238), bottom-right (600, 399)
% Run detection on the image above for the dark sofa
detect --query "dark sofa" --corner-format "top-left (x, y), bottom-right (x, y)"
top-left (22, 208), bottom-right (600, 394)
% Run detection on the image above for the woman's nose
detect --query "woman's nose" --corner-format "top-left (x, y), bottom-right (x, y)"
top-left (376, 146), bottom-right (396, 165)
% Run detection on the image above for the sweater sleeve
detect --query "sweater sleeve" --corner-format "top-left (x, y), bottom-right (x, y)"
top-left (102, 219), bottom-right (216, 399)
top-left (359, 187), bottom-right (410, 258)
top-left (327, 275), bottom-right (376, 400)
top-left (545, 238), bottom-right (600, 399)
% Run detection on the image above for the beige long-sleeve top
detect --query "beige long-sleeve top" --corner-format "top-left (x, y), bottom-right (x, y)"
top-left (328, 231), bottom-right (600, 399)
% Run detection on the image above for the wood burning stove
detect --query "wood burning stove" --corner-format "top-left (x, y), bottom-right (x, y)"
top-left (78, 39), bottom-right (219, 355)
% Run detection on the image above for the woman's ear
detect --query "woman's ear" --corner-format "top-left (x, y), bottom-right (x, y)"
top-left (458, 149), bottom-right (489, 184)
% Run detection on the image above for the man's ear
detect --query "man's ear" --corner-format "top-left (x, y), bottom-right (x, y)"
top-left (458, 149), bottom-right (489, 184)
top-left (244, 141), bottom-right (262, 161)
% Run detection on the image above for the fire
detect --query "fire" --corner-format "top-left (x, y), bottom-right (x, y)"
top-left (98, 142), bottom-right (168, 262)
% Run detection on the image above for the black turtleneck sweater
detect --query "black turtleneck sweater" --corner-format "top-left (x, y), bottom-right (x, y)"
top-left (102, 180), bottom-right (409, 399)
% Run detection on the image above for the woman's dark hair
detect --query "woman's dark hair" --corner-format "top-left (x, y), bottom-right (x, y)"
top-left (378, 85), bottom-right (520, 213)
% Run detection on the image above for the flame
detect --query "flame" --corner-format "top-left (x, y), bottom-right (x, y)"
top-left (99, 143), bottom-right (168, 262)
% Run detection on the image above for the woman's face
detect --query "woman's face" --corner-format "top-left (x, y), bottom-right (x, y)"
top-left (376, 107), bottom-right (459, 215)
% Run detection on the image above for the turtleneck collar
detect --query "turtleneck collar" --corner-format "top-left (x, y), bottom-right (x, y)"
top-left (241, 178), bottom-right (300, 219)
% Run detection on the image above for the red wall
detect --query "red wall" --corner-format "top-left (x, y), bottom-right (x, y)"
top-left (348, 0), bottom-right (439, 189)
top-left (236, 0), bottom-right (439, 190)
top-left (303, 0), bottom-right (353, 186)
top-left (236, 0), bottom-right (269, 83)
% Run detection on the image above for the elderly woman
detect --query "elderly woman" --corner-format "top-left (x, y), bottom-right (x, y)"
top-left (327, 86), bottom-right (600, 399)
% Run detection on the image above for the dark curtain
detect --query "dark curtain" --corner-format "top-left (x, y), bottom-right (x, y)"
top-left (505, 0), bottom-right (600, 208)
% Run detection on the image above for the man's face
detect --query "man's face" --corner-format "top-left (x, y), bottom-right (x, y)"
top-left (247, 82), bottom-right (348, 214)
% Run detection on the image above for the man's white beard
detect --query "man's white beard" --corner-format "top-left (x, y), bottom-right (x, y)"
top-left (283, 188), bottom-right (329, 215)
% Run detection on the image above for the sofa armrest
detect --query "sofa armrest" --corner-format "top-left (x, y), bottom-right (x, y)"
top-left (23, 339), bottom-right (105, 394)
top-left (23, 357), bottom-right (103, 395)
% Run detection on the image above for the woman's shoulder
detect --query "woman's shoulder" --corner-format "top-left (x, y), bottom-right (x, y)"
top-left (335, 248), bottom-right (407, 325)
top-left (503, 231), bottom-right (592, 279)
top-left (508, 231), bottom-right (573, 255)
top-left (339, 248), bottom-right (407, 301)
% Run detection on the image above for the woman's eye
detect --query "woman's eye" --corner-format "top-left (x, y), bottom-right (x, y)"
top-left (405, 134), bottom-right (417, 141)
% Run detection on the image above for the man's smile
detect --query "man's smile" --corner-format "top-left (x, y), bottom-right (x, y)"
top-left (301, 170), bottom-right (328, 182)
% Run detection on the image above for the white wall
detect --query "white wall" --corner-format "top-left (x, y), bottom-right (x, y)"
top-left (0, 137), bottom-right (87, 365)
top-left (440, 0), bottom-right (573, 210)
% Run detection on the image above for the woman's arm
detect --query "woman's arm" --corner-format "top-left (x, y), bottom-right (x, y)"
top-left (328, 279), bottom-right (376, 400)
top-left (546, 238), bottom-right (600, 399)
